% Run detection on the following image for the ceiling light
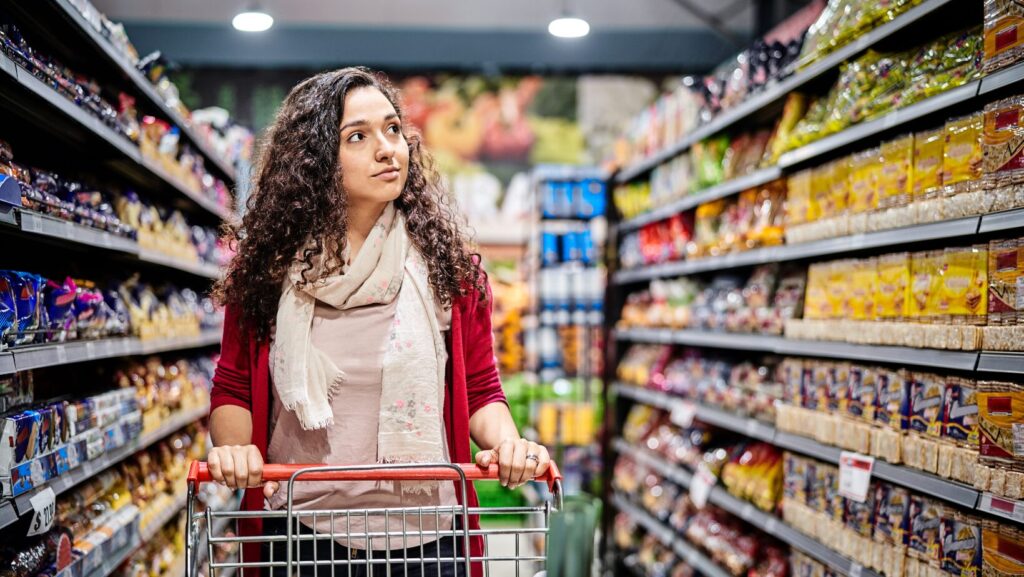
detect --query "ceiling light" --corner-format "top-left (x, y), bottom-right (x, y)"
top-left (548, 16), bottom-right (589, 38)
top-left (232, 10), bottom-right (273, 32)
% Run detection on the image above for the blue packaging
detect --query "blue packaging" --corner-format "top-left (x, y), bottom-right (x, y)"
top-left (43, 277), bottom-right (76, 343)
top-left (561, 232), bottom-right (579, 263)
top-left (541, 233), bottom-right (559, 266)
top-left (3, 271), bottom-right (44, 346)
top-left (579, 230), bottom-right (595, 265)
top-left (580, 179), bottom-right (607, 217)
top-left (542, 182), bottom-right (559, 218)
top-left (557, 182), bottom-right (574, 218)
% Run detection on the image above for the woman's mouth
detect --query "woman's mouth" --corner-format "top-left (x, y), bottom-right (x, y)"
top-left (374, 168), bottom-right (400, 181)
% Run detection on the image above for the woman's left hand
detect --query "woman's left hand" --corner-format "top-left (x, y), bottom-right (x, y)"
top-left (475, 438), bottom-right (551, 489)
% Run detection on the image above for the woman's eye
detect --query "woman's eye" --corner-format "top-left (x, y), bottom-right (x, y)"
top-left (347, 133), bottom-right (364, 143)
top-left (387, 124), bottom-right (401, 135)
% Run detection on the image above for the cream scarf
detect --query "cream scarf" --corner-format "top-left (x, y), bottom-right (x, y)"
top-left (271, 203), bottom-right (448, 469)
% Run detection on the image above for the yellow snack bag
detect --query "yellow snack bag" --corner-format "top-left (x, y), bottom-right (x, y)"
top-left (936, 246), bottom-right (989, 324)
top-left (850, 258), bottom-right (878, 321)
top-left (977, 381), bottom-right (1024, 468)
top-left (810, 164), bottom-right (830, 221)
top-left (911, 251), bottom-right (940, 321)
top-left (983, 0), bottom-right (1024, 72)
top-left (829, 156), bottom-right (850, 217)
top-left (983, 95), bottom-right (1024, 187)
top-left (786, 168), bottom-right (813, 226)
top-left (879, 135), bottom-right (914, 209)
top-left (826, 260), bottom-right (853, 319)
top-left (913, 128), bottom-right (945, 200)
top-left (805, 263), bottom-right (829, 320)
top-left (849, 148), bottom-right (880, 214)
top-left (943, 113), bottom-right (984, 193)
top-left (876, 252), bottom-right (911, 320)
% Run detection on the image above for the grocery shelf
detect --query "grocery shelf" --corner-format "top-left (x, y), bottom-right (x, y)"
top-left (85, 531), bottom-right (141, 577)
top-left (979, 60), bottom-right (1024, 95)
top-left (613, 215), bottom-right (983, 284)
top-left (978, 493), bottom-right (1024, 525)
top-left (778, 80), bottom-right (981, 168)
top-left (195, 493), bottom-right (244, 569)
top-left (36, 0), bottom-right (237, 183)
top-left (0, 403), bottom-right (209, 531)
top-left (613, 328), bottom-right (980, 371)
top-left (17, 210), bottom-right (137, 254)
top-left (610, 493), bottom-right (733, 577)
top-left (615, 438), bottom-right (880, 577)
top-left (618, 166), bottom-right (782, 233)
top-left (613, 383), bottom-right (987, 513)
top-left (4, 328), bottom-right (221, 374)
top-left (138, 248), bottom-right (222, 280)
top-left (0, 51), bottom-right (230, 221)
top-left (612, 0), bottom-right (962, 183)
top-left (976, 352), bottom-right (1024, 375)
top-left (979, 207), bottom-right (1024, 234)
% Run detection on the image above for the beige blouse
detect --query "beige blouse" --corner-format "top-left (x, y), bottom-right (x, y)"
top-left (266, 297), bottom-right (457, 551)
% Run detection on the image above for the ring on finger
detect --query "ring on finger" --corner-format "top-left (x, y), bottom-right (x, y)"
top-left (526, 453), bottom-right (540, 463)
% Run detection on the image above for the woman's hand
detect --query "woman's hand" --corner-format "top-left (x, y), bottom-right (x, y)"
top-left (474, 438), bottom-right (551, 489)
top-left (208, 444), bottom-right (279, 499)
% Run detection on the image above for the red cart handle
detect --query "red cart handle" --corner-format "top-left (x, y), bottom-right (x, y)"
top-left (188, 461), bottom-right (563, 492)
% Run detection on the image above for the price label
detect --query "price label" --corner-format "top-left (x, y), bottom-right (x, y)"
top-left (27, 487), bottom-right (55, 537)
top-left (671, 401), bottom-right (697, 428)
top-left (850, 563), bottom-right (863, 577)
top-left (745, 419), bottom-right (760, 437)
top-left (980, 493), bottom-right (1024, 523)
top-left (689, 465), bottom-right (717, 509)
top-left (838, 451), bottom-right (875, 503)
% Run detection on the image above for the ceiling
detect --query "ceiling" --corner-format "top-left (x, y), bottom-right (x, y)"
top-left (92, 0), bottom-right (755, 32)
top-left (92, 0), bottom-right (798, 73)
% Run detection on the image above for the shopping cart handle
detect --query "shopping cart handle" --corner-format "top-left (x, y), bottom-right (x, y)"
top-left (188, 460), bottom-right (563, 492)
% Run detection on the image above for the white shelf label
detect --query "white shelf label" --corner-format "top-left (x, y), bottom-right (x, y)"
top-left (671, 401), bottom-right (697, 428)
top-left (839, 452), bottom-right (875, 503)
top-left (690, 465), bottom-right (717, 509)
top-left (27, 487), bottom-right (56, 537)
top-left (745, 419), bottom-right (760, 437)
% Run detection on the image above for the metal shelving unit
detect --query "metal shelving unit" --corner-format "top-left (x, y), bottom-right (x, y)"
top-left (613, 0), bottom-right (963, 184)
top-left (3, 329), bottom-right (221, 374)
top-left (0, 403), bottom-right (209, 530)
top-left (610, 493), bottom-right (734, 577)
top-left (613, 439), bottom-right (880, 577)
top-left (611, 383), bottom-right (1007, 516)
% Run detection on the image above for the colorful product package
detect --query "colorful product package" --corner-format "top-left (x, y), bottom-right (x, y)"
top-left (874, 483), bottom-right (909, 546)
top-left (982, 522), bottom-right (1024, 577)
top-left (875, 368), bottom-right (910, 431)
top-left (977, 381), bottom-right (1024, 468)
top-left (847, 364), bottom-right (878, 421)
top-left (787, 168), bottom-right (814, 227)
top-left (910, 372), bottom-right (947, 437)
top-left (914, 128), bottom-right (946, 199)
top-left (935, 246), bottom-right (989, 324)
top-left (0, 409), bottom-right (41, 472)
top-left (845, 482), bottom-right (876, 537)
top-left (943, 378), bottom-right (980, 447)
top-left (911, 251), bottom-right (940, 321)
top-left (909, 495), bottom-right (945, 562)
top-left (983, 95), bottom-right (1024, 188)
top-left (876, 252), bottom-right (912, 321)
top-left (943, 114), bottom-right (984, 195)
top-left (940, 513), bottom-right (983, 577)
top-left (784, 452), bottom-right (810, 504)
top-left (826, 261), bottom-right (853, 320)
top-left (828, 157), bottom-right (850, 218)
top-left (879, 135), bottom-right (914, 209)
top-left (988, 238), bottom-right (1022, 326)
top-left (850, 258), bottom-right (878, 321)
top-left (849, 148), bottom-right (880, 214)
top-left (2, 271), bottom-right (43, 347)
top-left (804, 263), bottom-right (830, 320)
top-left (983, 0), bottom-right (1024, 73)
top-left (830, 363), bottom-right (851, 414)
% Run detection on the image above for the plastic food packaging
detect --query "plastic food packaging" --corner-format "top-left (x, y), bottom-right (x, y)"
top-left (983, 0), bottom-right (1024, 73)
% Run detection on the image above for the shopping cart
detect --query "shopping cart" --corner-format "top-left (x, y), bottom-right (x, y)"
top-left (185, 461), bottom-right (563, 577)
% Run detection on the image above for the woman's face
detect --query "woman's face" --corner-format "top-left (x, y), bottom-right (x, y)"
top-left (337, 86), bottom-right (409, 207)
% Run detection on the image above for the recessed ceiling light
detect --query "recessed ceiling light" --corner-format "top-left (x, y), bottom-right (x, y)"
top-left (232, 10), bottom-right (273, 32)
top-left (548, 16), bottom-right (589, 38)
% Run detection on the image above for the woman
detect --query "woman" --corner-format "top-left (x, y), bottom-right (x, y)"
top-left (208, 66), bottom-right (550, 577)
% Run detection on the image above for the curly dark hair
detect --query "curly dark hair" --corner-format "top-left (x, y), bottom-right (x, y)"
top-left (213, 67), bottom-right (483, 340)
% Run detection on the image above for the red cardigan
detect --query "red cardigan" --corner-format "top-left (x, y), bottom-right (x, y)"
top-left (210, 281), bottom-right (506, 576)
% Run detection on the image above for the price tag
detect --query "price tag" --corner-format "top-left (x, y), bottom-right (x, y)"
top-left (745, 419), bottom-right (760, 437)
top-left (980, 493), bottom-right (1024, 523)
top-left (671, 401), bottom-right (697, 428)
top-left (850, 563), bottom-right (863, 577)
top-left (27, 487), bottom-right (55, 537)
top-left (764, 517), bottom-right (779, 533)
top-left (689, 465), bottom-right (717, 509)
top-left (838, 451), bottom-right (875, 503)
top-left (741, 503), bottom-right (755, 520)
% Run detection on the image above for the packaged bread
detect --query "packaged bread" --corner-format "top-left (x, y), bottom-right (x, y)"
top-left (874, 483), bottom-right (911, 546)
top-left (847, 364), bottom-right (878, 422)
top-left (988, 239), bottom-right (1022, 326)
top-left (984, 95), bottom-right (1024, 187)
top-left (912, 251), bottom-right (941, 322)
top-left (943, 114), bottom-right (984, 196)
top-left (875, 368), bottom-right (911, 432)
top-left (915, 128), bottom-right (946, 200)
top-left (910, 373), bottom-right (947, 438)
top-left (982, 520), bottom-right (1024, 577)
top-left (850, 147), bottom-right (881, 215)
top-left (850, 258), bottom-right (878, 322)
top-left (943, 377), bottom-right (980, 447)
top-left (983, 0), bottom-right (1024, 73)
top-left (784, 452), bottom-right (810, 504)
top-left (978, 381), bottom-right (1024, 472)
top-left (787, 168), bottom-right (814, 228)
top-left (880, 134), bottom-right (914, 210)
top-left (909, 495), bottom-right (945, 562)
top-left (826, 157), bottom-right (850, 219)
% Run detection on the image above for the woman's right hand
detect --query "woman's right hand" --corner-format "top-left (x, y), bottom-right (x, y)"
top-left (207, 444), bottom-right (279, 499)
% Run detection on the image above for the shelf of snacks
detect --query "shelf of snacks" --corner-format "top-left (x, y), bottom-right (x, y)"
top-left (614, 0), bottom-right (973, 184)
top-left (136, 248), bottom-right (222, 281)
top-left (613, 438), bottom-right (879, 577)
top-left (610, 493), bottom-right (735, 577)
top-left (0, 36), bottom-right (236, 221)
top-left (6, 329), bottom-right (220, 374)
top-left (23, 0), bottom-right (240, 182)
top-left (612, 342), bottom-right (1024, 519)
